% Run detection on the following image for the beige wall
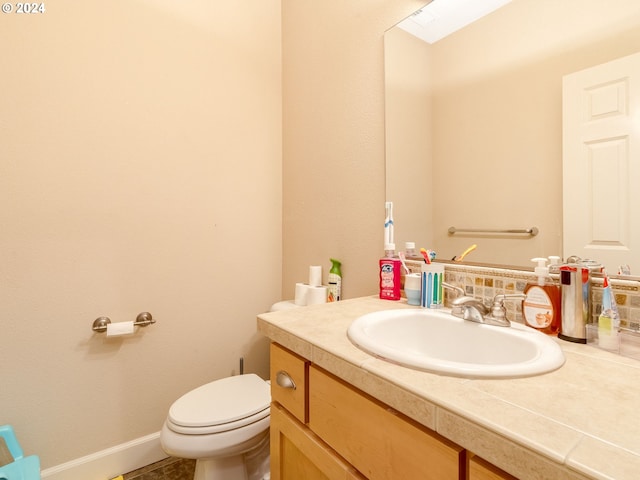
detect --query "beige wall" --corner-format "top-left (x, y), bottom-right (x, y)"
top-left (281, 0), bottom-right (425, 299)
top-left (1, 0), bottom-right (281, 468)
top-left (1, 0), bottom-right (436, 469)
top-left (385, 27), bottom-right (433, 253)
top-left (389, 0), bottom-right (640, 266)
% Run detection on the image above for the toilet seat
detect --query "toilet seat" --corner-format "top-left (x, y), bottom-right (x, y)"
top-left (167, 373), bottom-right (270, 435)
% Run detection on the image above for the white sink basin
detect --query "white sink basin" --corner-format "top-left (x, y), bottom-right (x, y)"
top-left (347, 308), bottom-right (565, 378)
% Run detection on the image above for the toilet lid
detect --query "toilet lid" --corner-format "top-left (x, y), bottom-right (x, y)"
top-left (168, 374), bottom-right (270, 429)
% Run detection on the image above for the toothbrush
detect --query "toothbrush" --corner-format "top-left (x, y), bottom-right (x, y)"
top-left (452, 244), bottom-right (477, 262)
top-left (398, 251), bottom-right (410, 274)
top-left (384, 201), bottom-right (394, 247)
top-left (420, 247), bottom-right (431, 264)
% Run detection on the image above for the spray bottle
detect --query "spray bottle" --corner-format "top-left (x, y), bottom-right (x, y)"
top-left (328, 258), bottom-right (342, 302)
top-left (598, 271), bottom-right (619, 351)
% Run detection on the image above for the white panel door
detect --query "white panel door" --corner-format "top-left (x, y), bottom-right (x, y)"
top-left (563, 51), bottom-right (640, 274)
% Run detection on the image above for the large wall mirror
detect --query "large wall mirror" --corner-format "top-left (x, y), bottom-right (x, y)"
top-left (385, 0), bottom-right (640, 271)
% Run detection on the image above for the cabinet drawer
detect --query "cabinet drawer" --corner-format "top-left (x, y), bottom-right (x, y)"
top-left (309, 365), bottom-right (464, 480)
top-left (270, 343), bottom-right (308, 423)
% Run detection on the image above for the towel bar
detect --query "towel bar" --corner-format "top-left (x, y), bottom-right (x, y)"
top-left (448, 226), bottom-right (539, 237)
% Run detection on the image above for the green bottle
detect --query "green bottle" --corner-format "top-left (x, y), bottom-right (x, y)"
top-left (328, 258), bottom-right (342, 302)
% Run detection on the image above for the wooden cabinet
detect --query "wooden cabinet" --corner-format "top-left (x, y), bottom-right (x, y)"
top-left (270, 343), bottom-right (514, 480)
top-left (270, 344), bottom-right (365, 480)
top-left (270, 343), bottom-right (464, 480)
top-left (467, 454), bottom-right (517, 480)
top-left (309, 364), bottom-right (464, 480)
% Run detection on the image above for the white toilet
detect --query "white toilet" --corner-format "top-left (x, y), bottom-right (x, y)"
top-left (160, 373), bottom-right (271, 480)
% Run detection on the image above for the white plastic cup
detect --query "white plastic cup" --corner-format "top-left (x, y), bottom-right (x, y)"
top-left (404, 273), bottom-right (421, 306)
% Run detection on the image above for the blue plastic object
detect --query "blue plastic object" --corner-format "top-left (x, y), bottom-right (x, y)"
top-left (0, 426), bottom-right (40, 480)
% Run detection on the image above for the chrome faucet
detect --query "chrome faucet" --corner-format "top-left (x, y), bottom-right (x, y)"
top-left (451, 293), bottom-right (526, 327)
top-left (450, 295), bottom-right (489, 319)
top-left (443, 283), bottom-right (488, 318)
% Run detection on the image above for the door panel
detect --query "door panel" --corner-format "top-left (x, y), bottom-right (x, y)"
top-left (563, 51), bottom-right (640, 273)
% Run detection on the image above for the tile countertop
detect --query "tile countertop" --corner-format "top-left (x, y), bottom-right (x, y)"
top-left (257, 296), bottom-right (640, 480)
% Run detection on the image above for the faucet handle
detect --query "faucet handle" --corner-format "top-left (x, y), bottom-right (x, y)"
top-left (492, 293), bottom-right (528, 304)
top-left (489, 293), bottom-right (527, 322)
top-left (442, 282), bottom-right (465, 297)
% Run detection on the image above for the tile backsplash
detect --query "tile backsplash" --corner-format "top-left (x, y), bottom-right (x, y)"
top-left (405, 260), bottom-right (640, 331)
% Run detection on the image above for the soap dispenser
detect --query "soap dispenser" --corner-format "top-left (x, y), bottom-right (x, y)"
top-left (522, 257), bottom-right (561, 334)
top-left (558, 259), bottom-right (601, 343)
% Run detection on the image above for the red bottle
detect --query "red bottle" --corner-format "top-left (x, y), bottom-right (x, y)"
top-left (379, 244), bottom-right (401, 301)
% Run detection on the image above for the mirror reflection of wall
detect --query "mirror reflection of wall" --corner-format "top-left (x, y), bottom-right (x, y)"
top-left (385, 0), bottom-right (640, 268)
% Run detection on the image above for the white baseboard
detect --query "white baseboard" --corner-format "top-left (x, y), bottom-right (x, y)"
top-left (40, 432), bottom-right (167, 480)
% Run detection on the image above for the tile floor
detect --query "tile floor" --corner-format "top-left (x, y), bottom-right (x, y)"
top-left (122, 457), bottom-right (195, 480)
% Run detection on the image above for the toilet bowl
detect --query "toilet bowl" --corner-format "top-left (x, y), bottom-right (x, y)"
top-left (160, 373), bottom-right (271, 480)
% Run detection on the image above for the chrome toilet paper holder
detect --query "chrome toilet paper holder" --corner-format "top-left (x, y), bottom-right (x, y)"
top-left (92, 312), bottom-right (155, 333)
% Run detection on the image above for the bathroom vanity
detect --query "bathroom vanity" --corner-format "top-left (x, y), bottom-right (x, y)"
top-left (269, 342), bottom-right (512, 479)
top-left (258, 296), bottom-right (640, 480)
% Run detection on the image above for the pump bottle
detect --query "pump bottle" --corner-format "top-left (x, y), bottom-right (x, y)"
top-left (522, 257), bottom-right (561, 334)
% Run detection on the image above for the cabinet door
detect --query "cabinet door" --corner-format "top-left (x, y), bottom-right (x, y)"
top-left (270, 402), bottom-right (365, 480)
top-left (309, 365), bottom-right (464, 480)
top-left (468, 454), bottom-right (517, 480)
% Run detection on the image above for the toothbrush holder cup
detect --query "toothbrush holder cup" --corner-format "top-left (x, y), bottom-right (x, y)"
top-left (421, 263), bottom-right (444, 309)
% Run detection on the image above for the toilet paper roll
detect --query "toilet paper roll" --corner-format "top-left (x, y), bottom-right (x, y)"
top-left (106, 321), bottom-right (135, 337)
top-left (306, 286), bottom-right (327, 305)
top-left (309, 265), bottom-right (322, 287)
top-left (294, 283), bottom-right (309, 306)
